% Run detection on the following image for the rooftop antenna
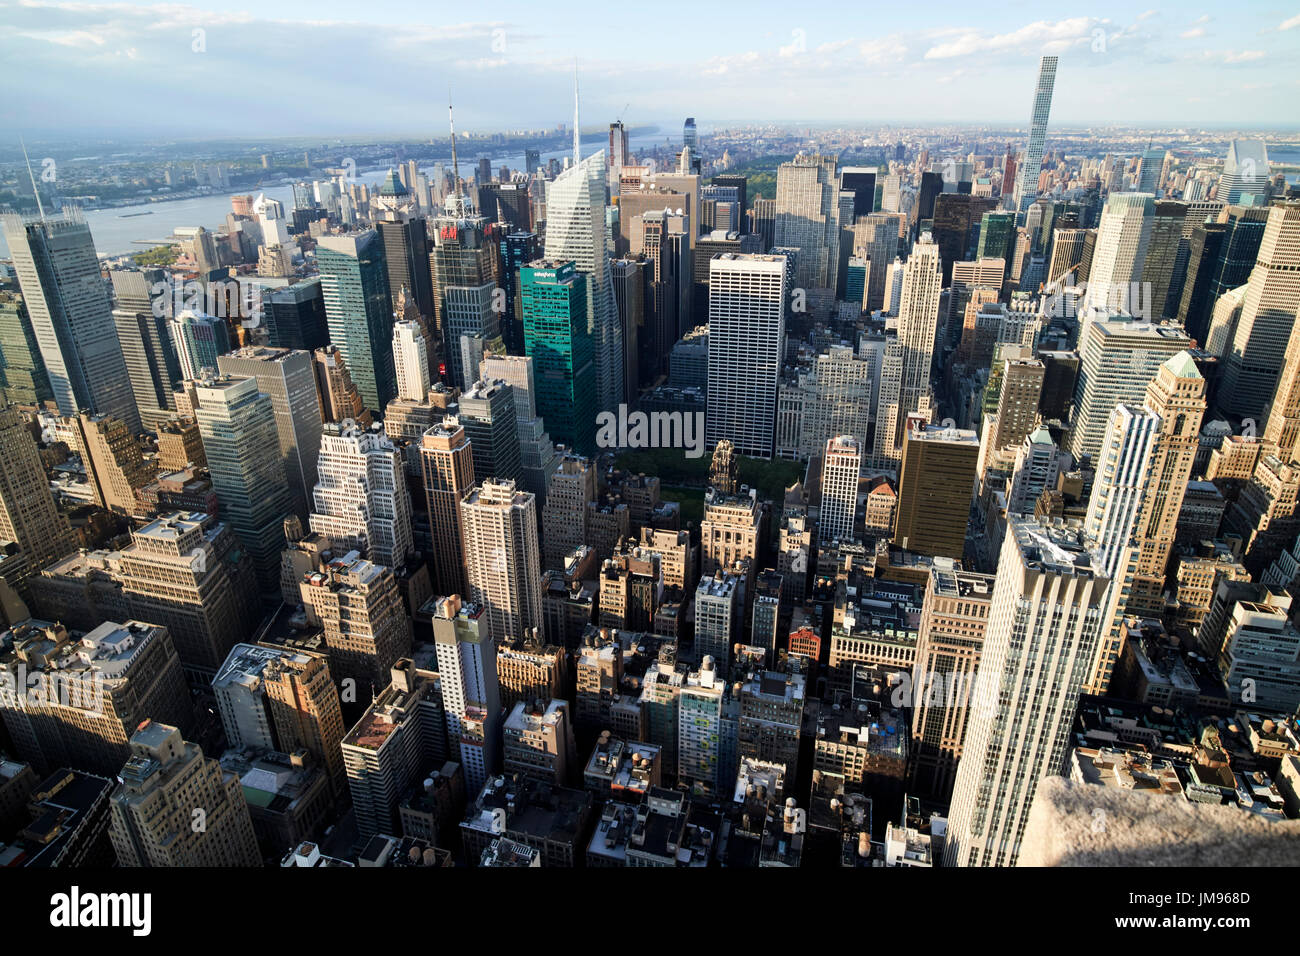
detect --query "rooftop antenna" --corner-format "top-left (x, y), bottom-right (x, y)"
top-left (448, 90), bottom-right (465, 218)
top-left (20, 137), bottom-right (46, 221)
top-left (572, 61), bottom-right (581, 168)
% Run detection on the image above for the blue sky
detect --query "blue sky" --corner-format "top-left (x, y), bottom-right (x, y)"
top-left (2, 0), bottom-right (1298, 138)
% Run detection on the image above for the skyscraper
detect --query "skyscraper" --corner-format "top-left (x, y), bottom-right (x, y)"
top-left (1220, 201), bottom-right (1300, 420)
top-left (264, 279), bottom-right (330, 352)
top-left (820, 435), bottom-right (861, 546)
top-left (431, 594), bottom-right (502, 794)
top-left (316, 230), bottom-right (396, 412)
top-left (459, 378), bottom-right (523, 484)
top-left (216, 346), bottom-right (323, 522)
top-left (429, 205), bottom-right (498, 391)
top-left (170, 310), bottom-right (231, 383)
top-left (1012, 56), bottom-right (1058, 217)
top-left (909, 563), bottom-right (995, 799)
top-left (420, 418), bottom-right (475, 597)
top-left (520, 261), bottom-right (597, 456)
top-left (1217, 139), bottom-right (1270, 206)
top-left (1067, 317), bottom-right (1192, 463)
top-left (944, 517), bottom-right (1110, 868)
top-left (706, 254), bottom-right (787, 458)
top-left (2, 208), bottom-right (140, 433)
top-left (341, 658), bottom-right (446, 842)
top-left (117, 510), bottom-right (263, 684)
top-left (64, 411), bottom-right (153, 518)
top-left (460, 479), bottom-right (542, 643)
top-left (393, 320), bottom-right (431, 402)
top-left (773, 153), bottom-right (841, 292)
top-left (310, 421), bottom-right (414, 569)
top-left (192, 374), bottom-right (293, 583)
top-left (0, 290), bottom-right (54, 407)
top-left (1127, 353), bottom-right (1206, 616)
top-left (1082, 193), bottom-right (1154, 316)
top-left (893, 421), bottom-right (979, 560)
top-left (542, 150), bottom-right (622, 413)
top-left (299, 552), bottom-right (413, 698)
top-left (109, 269), bottom-right (181, 429)
top-left (0, 407), bottom-right (73, 576)
top-left (874, 235), bottom-right (943, 465)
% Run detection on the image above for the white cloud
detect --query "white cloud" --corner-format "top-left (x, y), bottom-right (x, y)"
top-left (1180, 27), bottom-right (1206, 38)
top-left (1281, 14), bottom-right (1300, 31)
top-left (923, 17), bottom-right (1099, 59)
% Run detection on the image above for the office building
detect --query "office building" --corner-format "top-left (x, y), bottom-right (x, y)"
top-left (109, 720), bottom-right (260, 867)
top-left (211, 642), bottom-right (347, 800)
top-left (821, 435), bottom-right (861, 546)
top-left (342, 658), bottom-right (446, 841)
top-left (893, 422), bottom-right (979, 560)
top-left (503, 698), bottom-right (577, 786)
top-left (461, 479), bottom-right (543, 642)
top-left (0, 618), bottom-right (192, 779)
top-left (117, 511), bottom-right (262, 684)
top-left (264, 280), bottom-right (330, 352)
top-left (2, 209), bottom-right (139, 432)
top-left (520, 261), bottom-right (596, 456)
top-left (298, 552), bottom-right (412, 699)
top-left (170, 310), bottom-right (231, 384)
top-left (543, 150), bottom-right (622, 413)
top-left (1221, 202), bottom-right (1300, 421)
top-left (193, 373), bottom-right (293, 582)
top-left (310, 421), bottom-right (414, 569)
top-left (706, 254), bottom-right (787, 458)
top-left (216, 346), bottom-right (323, 521)
top-left (431, 595), bottom-right (501, 794)
top-left (910, 564), bottom-right (995, 798)
top-left (419, 418), bottom-right (475, 597)
top-left (109, 269), bottom-right (181, 428)
top-left (773, 153), bottom-right (841, 292)
top-left (944, 518), bottom-right (1110, 867)
top-left (316, 230), bottom-right (395, 412)
top-left (1067, 317), bottom-right (1192, 463)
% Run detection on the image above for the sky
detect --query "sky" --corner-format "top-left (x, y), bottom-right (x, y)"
top-left (2, 0), bottom-right (1299, 140)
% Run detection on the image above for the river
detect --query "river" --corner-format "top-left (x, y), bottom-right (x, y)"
top-left (0, 130), bottom-right (671, 259)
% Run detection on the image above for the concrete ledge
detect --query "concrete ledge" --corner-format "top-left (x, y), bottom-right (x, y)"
top-left (1018, 776), bottom-right (1300, 866)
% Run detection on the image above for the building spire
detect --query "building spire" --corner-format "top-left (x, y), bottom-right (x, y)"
top-left (20, 137), bottom-right (46, 221)
top-left (573, 61), bottom-right (581, 168)
top-left (448, 90), bottom-right (465, 217)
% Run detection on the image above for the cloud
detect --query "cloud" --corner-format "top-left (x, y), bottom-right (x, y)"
top-left (1198, 49), bottom-right (1266, 63)
top-left (1191, 14), bottom-right (1210, 24)
top-left (923, 17), bottom-right (1101, 59)
top-left (1281, 14), bottom-right (1300, 31)
top-left (1180, 27), bottom-right (1205, 38)
top-left (1137, 10), bottom-right (1158, 20)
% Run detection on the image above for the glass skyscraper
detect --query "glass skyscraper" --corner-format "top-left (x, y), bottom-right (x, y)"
top-left (316, 229), bottom-right (396, 412)
top-left (542, 150), bottom-right (621, 413)
top-left (2, 208), bottom-right (140, 432)
top-left (519, 261), bottom-right (596, 455)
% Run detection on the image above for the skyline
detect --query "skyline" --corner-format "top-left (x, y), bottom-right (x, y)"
top-left (2, 2), bottom-right (1300, 138)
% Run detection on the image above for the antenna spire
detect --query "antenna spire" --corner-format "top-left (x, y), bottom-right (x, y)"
top-left (572, 62), bottom-right (581, 168)
top-left (448, 90), bottom-right (465, 217)
top-left (20, 137), bottom-right (46, 221)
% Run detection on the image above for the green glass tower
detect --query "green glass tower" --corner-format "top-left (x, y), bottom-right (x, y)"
top-left (316, 230), bottom-right (395, 412)
top-left (976, 212), bottom-right (1017, 282)
top-left (519, 261), bottom-right (596, 456)
top-left (0, 291), bottom-right (54, 406)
